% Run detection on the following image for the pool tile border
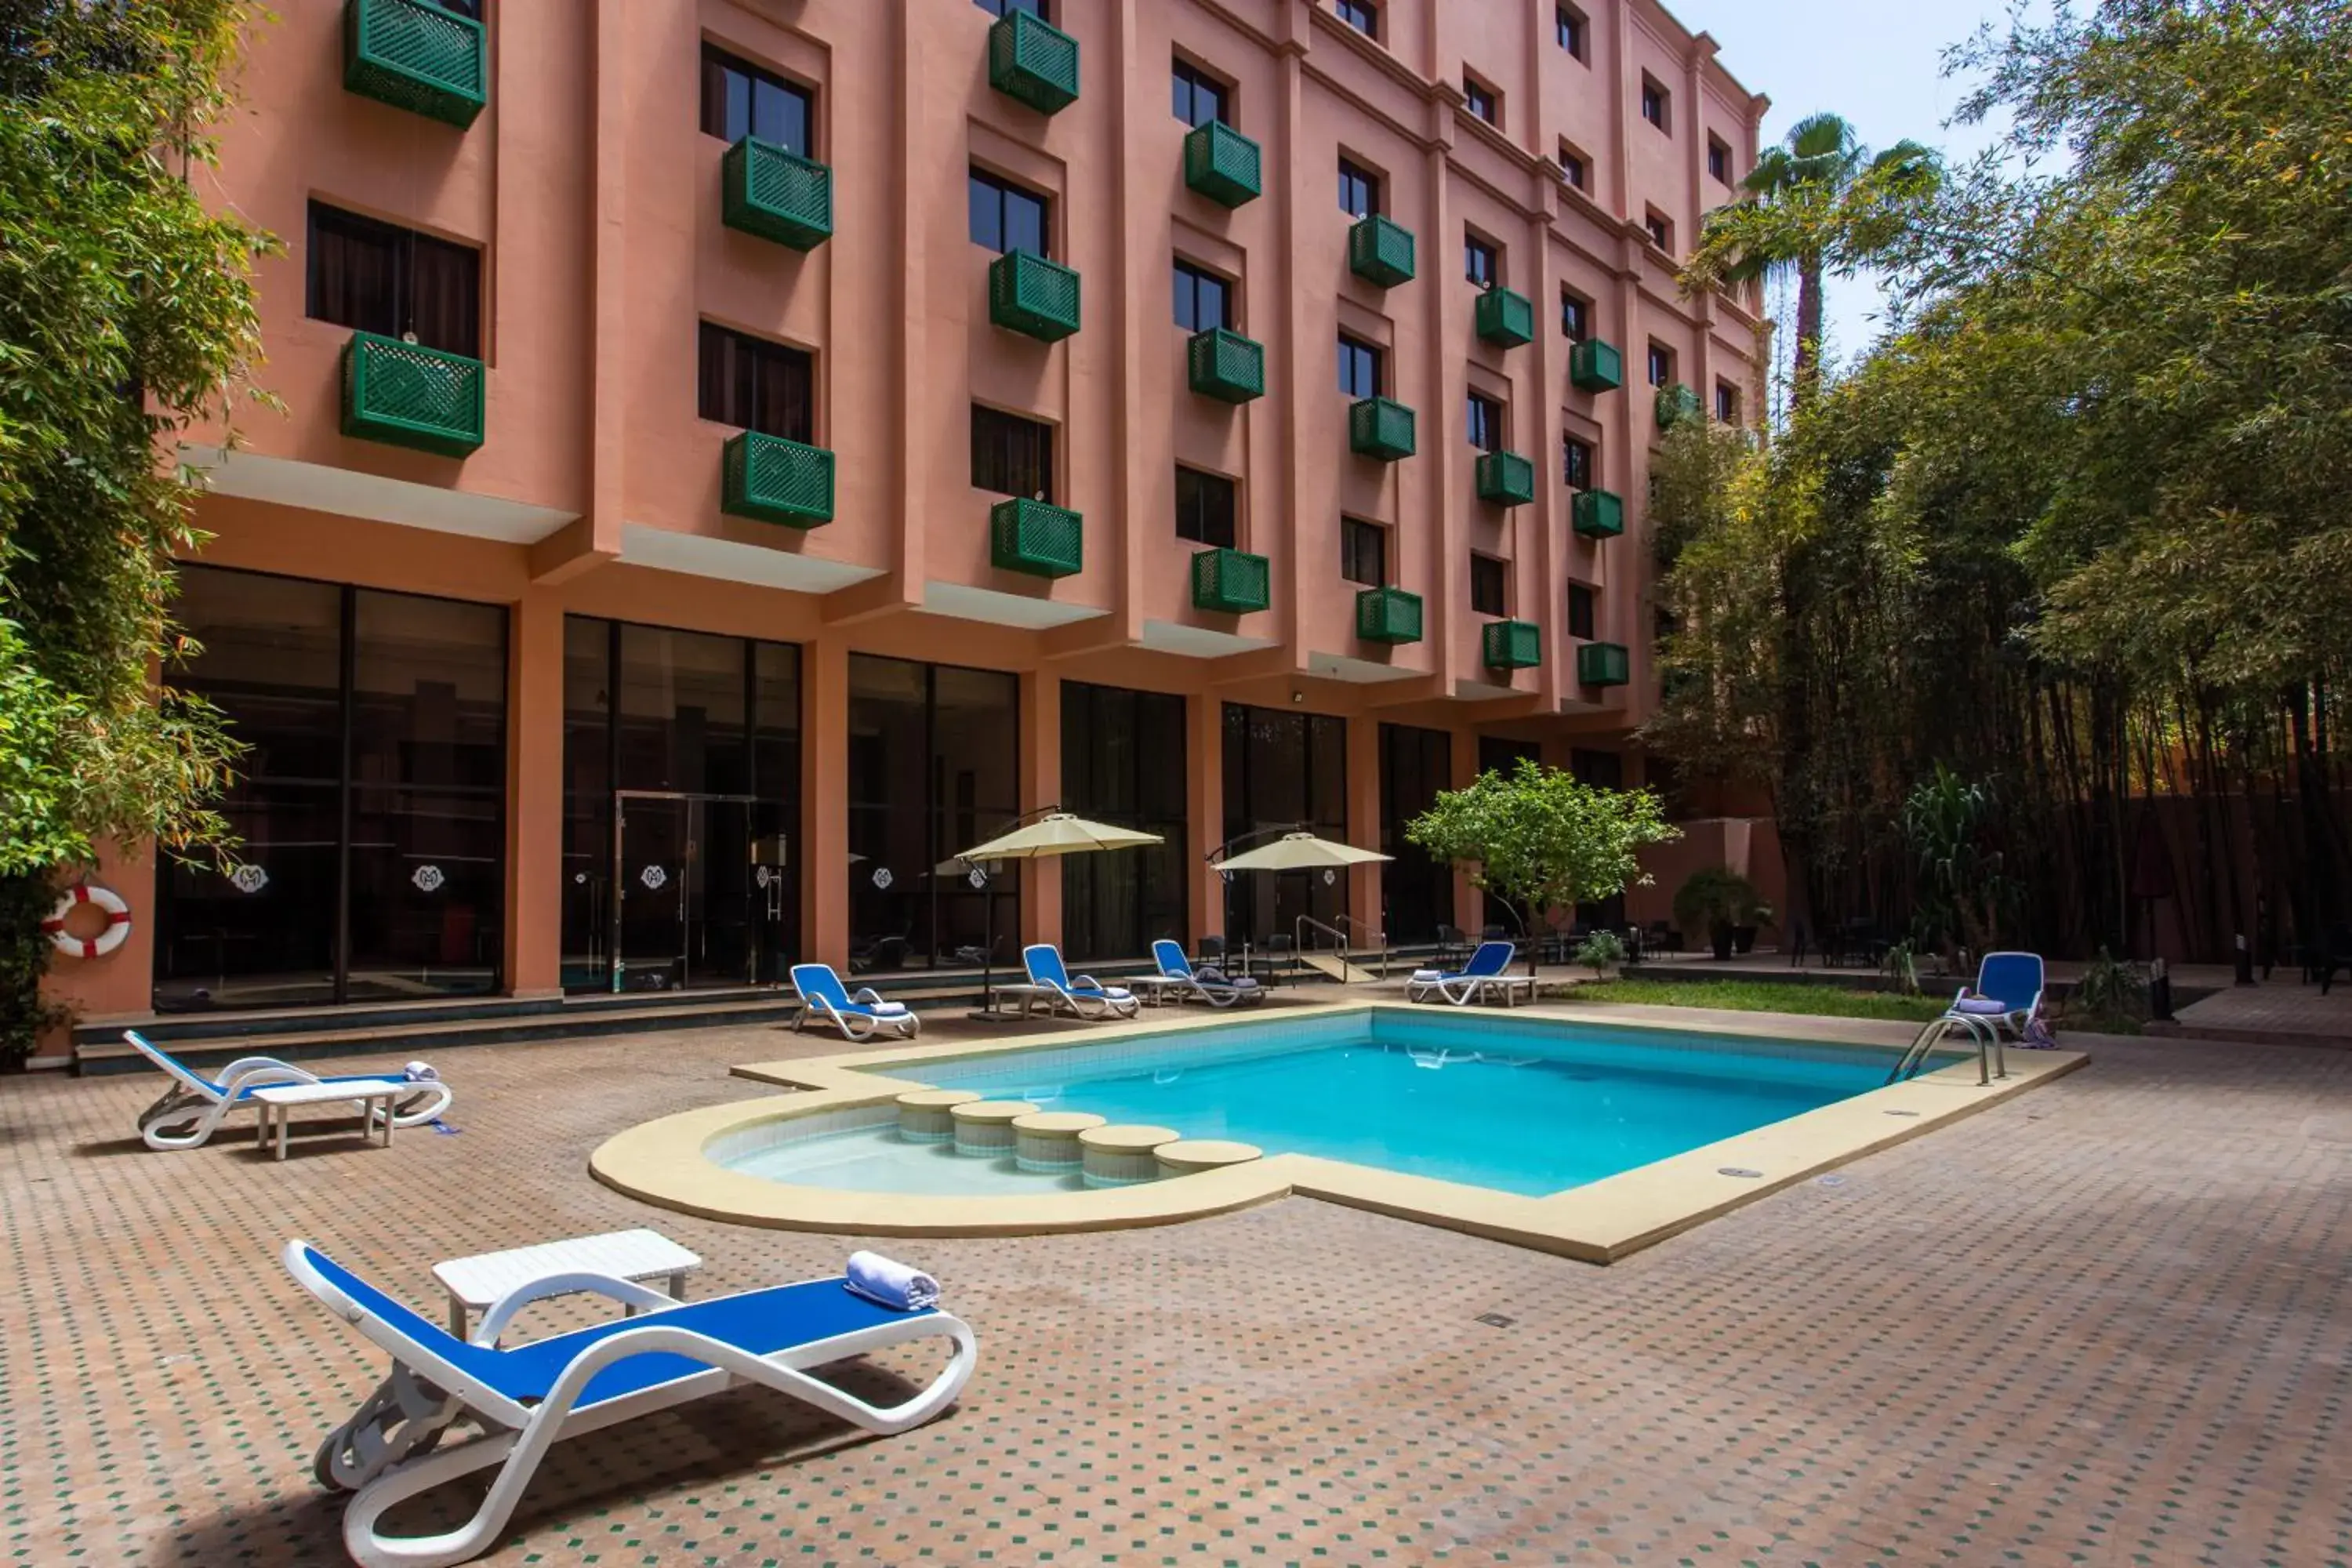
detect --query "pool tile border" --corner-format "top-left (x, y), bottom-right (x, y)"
top-left (589, 1001), bottom-right (2086, 1262)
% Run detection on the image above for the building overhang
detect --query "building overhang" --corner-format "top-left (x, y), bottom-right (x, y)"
top-left (1139, 619), bottom-right (1280, 659)
top-left (621, 524), bottom-right (882, 593)
top-left (1305, 650), bottom-right (1421, 684)
top-left (178, 445), bottom-right (575, 544)
top-left (921, 580), bottom-right (1109, 630)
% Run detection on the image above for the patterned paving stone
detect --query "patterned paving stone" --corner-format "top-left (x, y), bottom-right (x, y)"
top-left (0, 1022), bottom-right (2347, 1566)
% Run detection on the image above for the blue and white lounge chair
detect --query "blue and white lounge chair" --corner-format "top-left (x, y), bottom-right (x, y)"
top-left (1140, 939), bottom-right (1264, 1009)
top-left (790, 964), bottom-right (922, 1042)
top-left (1405, 941), bottom-right (1531, 1007)
top-left (288, 1240), bottom-right (977, 1568)
top-left (1945, 951), bottom-right (2046, 1040)
top-left (125, 1029), bottom-right (453, 1152)
top-left (1021, 944), bottom-right (1141, 1020)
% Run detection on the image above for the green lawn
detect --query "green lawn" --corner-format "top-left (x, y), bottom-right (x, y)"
top-left (1561, 977), bottom-right (1951, 1023)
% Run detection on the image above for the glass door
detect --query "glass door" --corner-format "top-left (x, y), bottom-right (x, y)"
top-left (612, 791), bottom-right (786, 992)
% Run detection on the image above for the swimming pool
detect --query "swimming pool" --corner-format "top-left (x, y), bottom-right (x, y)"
top-left (910, 1009), bottom-right (1900, 1196)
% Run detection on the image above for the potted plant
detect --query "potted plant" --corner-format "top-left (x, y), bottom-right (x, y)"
top-left (1674, 866), bottom-right (1762, 961)
top-left (1732, 902), bottom-right (1773, 954)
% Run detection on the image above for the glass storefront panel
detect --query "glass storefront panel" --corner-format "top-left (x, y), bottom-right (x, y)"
top-left (847, 655), bottom-right (1019, 973)
top-left (561, 617), bottom-right (800, 993)
top-left (155, 566), bottom-right (506, 1011)
top-left (1379, 724), bottom-right (1454, 944)
top-left (1061, 683), bottom-right (1187, 962)
top-left (1221, 704), bottom-right (1347, 951)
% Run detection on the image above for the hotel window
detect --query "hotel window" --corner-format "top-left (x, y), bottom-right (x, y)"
top-left (1172, 259), bottom-right (1232, 332)
top-left (968, 167), bottom-right (1051, 256)
top-left (1338, 334), bottom-right (1383, 398)
top-left (698, 324), bottom-right (813, 442)
top-left (1708, 135), bottom-right (1732, 184)
top-left (1567, 582), bottom-right (1595, 640)
top-left (1171, 58), bottom-right (1228, 128)
top-left (1462, 73), bottom-right (1498, 127)
top-left (971, 405), bottom-right (1055, 499)
top-left (1334, 0), bottom-right (1377, 38)
top-left (1563, 433), bottom-right (1593, 492)
top-left (1465, 232), bottom-right (1499, 289)
top-left (973, 0), bottom-right (1049, 18)
top-left (1645, 209), bottom-right (1674, 252)
top-left (1715, 381), bottom-right (1740, 423)
top-left (699, 45), bottom-right (813, 155)
top-left (1557, 140), bottom-right (1588, 191)
top-left (1466, 392), bottom-right (1503, 453)
top-left (1338, 156), bottom-right (1381, 218)
top-left (1174, 466), bottom-right (1238, 548)
top-left (1469, 554), bottom-right (1507, 616)
top-left (1647, 342), bottom-right (1675, 388)
top-left (1642, 76), bottom-right (1670, 131)
top-left (1560, 289), bottom-right (1590, 342)
top-left (306, 201), bottom-right (481, 358)
top-left (1341, 518), bottom-right (1386, 587)
top-left (1555, 5), bottom-right (1587, 60)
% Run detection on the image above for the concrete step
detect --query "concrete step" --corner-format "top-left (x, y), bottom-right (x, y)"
top-left (1295, 953), bottom-right (1380, 985)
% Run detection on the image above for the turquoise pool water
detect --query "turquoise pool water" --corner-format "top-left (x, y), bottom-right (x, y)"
top-left (916, 1010), bottom-right (1900, 1196)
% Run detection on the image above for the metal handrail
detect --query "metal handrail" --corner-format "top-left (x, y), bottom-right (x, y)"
top-left (1888, 1011), bottom-right (2009, 1087)
top-left (1294, 914), bottom-right (1388, 981)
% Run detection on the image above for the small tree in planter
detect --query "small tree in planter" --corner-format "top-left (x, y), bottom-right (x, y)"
top-left (1406, 759), bottom-right (1679, 975)
top-left (1674, 867), bottom-right (1766, 960)
top-left (1573, 929), bottom-right (1627, 980)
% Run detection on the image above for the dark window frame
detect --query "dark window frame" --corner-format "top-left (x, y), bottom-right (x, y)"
top-left (698, 42), bottom-right (815, 155)
top-left (305, 201), bottom-right (483, 358)
top-left (1645, 210), bottom-right (1674, 252)
top-left (1559, 289), bottom-right (1590, 342)
top-left (973, 0), bottom-right (1050, 19)
top-left (697, 322), bottom-right (815, 443)
top-left (1341, 517), bottom-right (1386, 587)
top-left (968, 166), bottom-right (1053, 258)
top-left (1174, 466), bottom-right (1240, 549)
top-left (1641, 74), bottom-right (1670, 132)
top-left (1707, 134), bottom-right (1732, 184)
top-left (1171, 56), bottom-right (1229, 128)
top-left (1465, 391), bottom-right (1504, 453)
top-left (1715, 381), bottom-right (1739, 423)
top-left (1464, 231), bottom-right (1500, 289)
top-left (1173, 258), bottom-right (1233, 333)
top-left (1338, 155), bottom-right (1381, 218)
top-left (1338, 333), bottom-right (1384, 399)
top-left (1555, 4), bottom-right (1587, 60)
top-left (1563, 433), bottom-right (1594, 492)
top-left (1333, 0), bottom-right (1377, 38)
top-left (1462, 72), bottom-right (1499, 126)
top-left (1567, 582), bottom-right (1595, 641)
top-left (1647, 342), bottom-right (1675, 388)
top-left (1556, 141), bottom-right (1588, 191)
top-left (1469, 554), bottom-right (1508, 617)
top-left (971, 404), bottom-right (1058, 501)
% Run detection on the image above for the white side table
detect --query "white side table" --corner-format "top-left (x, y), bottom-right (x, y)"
top-left (250, 1080), bottom-right (403, 1161)
top-left (433, 1229), bottom-right (705, 1336)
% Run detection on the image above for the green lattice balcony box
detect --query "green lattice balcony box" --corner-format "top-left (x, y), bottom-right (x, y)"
top-left (1476, 450), bottom-right (1535, 506)
top-left (1570, 338), bottom-right (1624, 393)
top-left (1191, 547), bottom-right (1270, 614)
top-left (1578, 641), bottom-right (1632, 687)
top-left (1572, 488), bottom-right (1624, 539)
top-left (1475, 287), bottom-right (1534, 348)
top-left (1356, 586), bottom-right (1423, 645)
top-left (343, 0), bottom-right (486, 128)
top-left (722, 136), bottom-right (833, 251)
top-left (1348, 215), bottom-right (1417, 288)
top-left (1483, 619), bottom-right (1541, 671)
top-left (1348, 397), bottom-right (1415, 460)
top-left (1184, 121), bottom-right (1262, 208)
top-left (1187, 328), bottom-right (1265, 403)
top-left (988, 9), bottom-right (1080, 115)
top-left (989, 249), bottom-right (1081, 342)
top-left (990, 496), bottom-right (1083, 578)
top-left (340, 332), bottom-right (485, 457)
top-left (1656, 382), bottom-right (1704, 429)
top-left (722, 430), bottom-right (834, 528)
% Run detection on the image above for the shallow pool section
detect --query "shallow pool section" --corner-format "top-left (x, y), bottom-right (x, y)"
top-left (723, 1113), bottom-right (1091, 1195)
top-left (914, 1011), bottom-right (1900, 1196)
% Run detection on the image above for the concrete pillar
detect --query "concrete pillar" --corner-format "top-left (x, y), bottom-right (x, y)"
top-left (1346, 713), bottom-right (1383, 941)
top-left (1188, 691), bottom-right (1225, 946)
top-left (504, 588), bottom-right (564, 996)
top-left (802, 634), bottom-right (849, 970)
top-left (1019, 669), bottom-right (1061, 946)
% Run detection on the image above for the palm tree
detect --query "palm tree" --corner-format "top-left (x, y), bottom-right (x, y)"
top-left (1693, 113), bottom-right (1940, 408)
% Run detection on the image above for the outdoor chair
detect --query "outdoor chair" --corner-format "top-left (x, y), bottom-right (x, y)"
top-left (789, 964), bottom-right (921, 1042)
top-left (1944, 951), bottom-right (2047, 1040)
top-left (124, 1029), bottom-right (452, 1152)
top-left (1142, 938), bottom-right (1264, 1008)
top-left (1406, 941), bottom-right (1532, 1007)
top-left (287, 1240), bottom-right (976, 1568)
top-left (1021, 944), bottom-right (1141, 1019)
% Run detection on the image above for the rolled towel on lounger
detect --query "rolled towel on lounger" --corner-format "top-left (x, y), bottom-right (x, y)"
top-left (1410, 969), bottom-right (1443, 983)
top-left (846, 1250), bottom-right (940, 1311)
top-left (1951, 998), bottom-right (2007, 1015)
top-left (403, 1060), bottom-right (439, 1082)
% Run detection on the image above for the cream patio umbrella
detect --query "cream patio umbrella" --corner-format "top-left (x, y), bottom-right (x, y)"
top-left (949, 810), bottom-right (1165, 1013)
top-left (1210, 832), bottom-right (1393, 978)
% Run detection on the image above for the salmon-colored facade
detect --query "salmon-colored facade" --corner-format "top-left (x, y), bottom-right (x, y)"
top-left (42, 0), bottom-right (1769, 1045)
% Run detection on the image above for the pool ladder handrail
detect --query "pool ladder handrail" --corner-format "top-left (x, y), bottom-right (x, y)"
top-left (1294, 913), bottom-right (1388, 981)
top-left (1889, 1007), bottom-right (2009, 1087)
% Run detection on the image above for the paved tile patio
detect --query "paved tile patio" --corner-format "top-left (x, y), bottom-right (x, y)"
top-left (4, 1014), bottom-right (2348, 1566)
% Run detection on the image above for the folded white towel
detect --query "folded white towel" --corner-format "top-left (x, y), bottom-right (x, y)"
top-left (846, 1250), bottom-right (939, 1312)
top-left (1410, 969), bottom-right (1443, 983)
top-left (403, 1060), bottom-right (439, 1082)
top-left (867, 1000), bottom-right (910, 1015)
top-left (1951, 997), bottom-right (2007, 1014)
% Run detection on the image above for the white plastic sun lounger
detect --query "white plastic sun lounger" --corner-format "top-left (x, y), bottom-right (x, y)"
top-left (1021, 944), bottom-right (1142, 1019)
top-left (789, 964), bottom-right (922, 1042)
top-left (1142, 939), bottom-right (1265, 1009)
top-left (288, 1240), bottom-right (977, 1568)
top-left (1404, 942), bottom-right (1531, 1006)
top-left (125, 1029), bottom-right (452, 1151)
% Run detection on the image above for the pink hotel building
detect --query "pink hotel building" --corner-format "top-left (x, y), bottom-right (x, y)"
top-left (49, 0), bottom-right (1771, 1043)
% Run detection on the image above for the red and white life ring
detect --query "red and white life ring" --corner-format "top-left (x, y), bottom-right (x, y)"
top-left (45, 884), bottom-right (132, 960)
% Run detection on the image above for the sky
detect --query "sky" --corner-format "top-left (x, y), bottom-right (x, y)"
top-left (1661, 0), bottom-right (2045, 375)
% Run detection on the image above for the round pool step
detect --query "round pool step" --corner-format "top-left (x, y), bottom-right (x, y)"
top-left (1078, 1123), bottom-right (1181, 1188)
top-left (1012, 1110), bottom-right (1107, 1172)
top-left (896, 1089), bottom-right (982, 1143)
top-left (949, 1099), bottom-right (1039, 1157)
top-left (1155, 1138), bottom-right (1263, 1176)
